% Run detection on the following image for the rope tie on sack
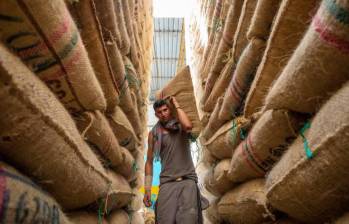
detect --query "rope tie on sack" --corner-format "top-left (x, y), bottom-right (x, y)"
top-left (98, 183), bottom-right (112, 224)
top-left (118, 75), bottom-right (129, 96)
top-left (300, 122), bottom-right (313, 159)
top-left (222, 48), bottom-right (234, 63)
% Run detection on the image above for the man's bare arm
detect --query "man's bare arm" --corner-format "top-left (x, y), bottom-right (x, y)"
top-left (143, 132), bottom-right (154, 207)
top-left (171, 96), bottom-right (193, 132)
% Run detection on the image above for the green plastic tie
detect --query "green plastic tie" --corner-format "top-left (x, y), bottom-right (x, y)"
top-left (300, 122), bottom-right (313, 159)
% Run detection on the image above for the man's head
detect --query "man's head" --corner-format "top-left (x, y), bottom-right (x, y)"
top-left (153, 99), bottom-right (172, 123)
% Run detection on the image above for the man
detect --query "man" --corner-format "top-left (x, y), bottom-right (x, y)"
top-left (143, 97), bottom-right (207, 224)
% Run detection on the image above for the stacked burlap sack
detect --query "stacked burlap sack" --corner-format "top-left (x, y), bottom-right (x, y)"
top-left (0, 0), bottom-right (153, 223)
top-left (187, 0), bottom-right (349, 223)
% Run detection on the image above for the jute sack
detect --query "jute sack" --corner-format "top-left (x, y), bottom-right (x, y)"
top-left (155, 66), bottom-right (202, 138)
top-left (201, 97), bottom-right (225, 141)
top-left (104, 170), bottom-right (133, 211)
top-left (0, 162), bottom-right (71, 224)
top-left (218, 179), bottom-right (273, 224)
top-left (93, 0), bottom-right (135, 114)
top-left (69, 211), bottom-right (108, 224)
top-left (243, 0), bottom-right (320, 117)
top-left (108, 106), bottom-right (140, 152)
top-left (67, 0), bottom-right (119, 112)
top-left (127, 189), bottom-right (143, 212)
top-left (266, 82), bottom-right (349, 223)
top-left (123, 56), bottom-right (142, 109)
top-left (122, 0), bottom-right (140, 70)
top-left (0, 44), bottom-right (111, 210)
top-left (201, 97), bottom-right (225, 142)
top-left (273, 218), bottom-right (304, 224)
top-left (205, 159), bottom-right (234, 196)
top-left (335, 213), bottom-right (349, 224)
top-left (129, 90), bottom-right (143, 138)
top-left (203, 0), bottom-right (244, 100)
top-left (130, 212), bottom-right (144, 224)
top-left (199, 0), bottom-right (224, 81)
top-left (228, 110), bottom-right (302, 183)
top-left (75, 111), bottom-right (124, 168)
top-left (203, 117), bottom-right (251, 160)
top-left (0, 0), bottom-right (106, 113)
top-left (108, 209), bottom-right (130, 224)
top-left (114, 0), bottom-right (131, 56)
top-left (219, 38), bottom-right (266, 121)
top-left (203, 54), bottom-right (236, 112)
top-left (75, 111), bottom-right (137, 181)
top-left (264, 0), bottom-right (349, 114)
top-left (247, 0), bottom-right (282, 40)
top-left (231, 0), bottom-right (258, 62)
top-left (205, 199), bottom-right (223, 224)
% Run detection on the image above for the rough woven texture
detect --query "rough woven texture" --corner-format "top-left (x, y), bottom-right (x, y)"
top-left (205, 159), bottom-right (234, 196)
top-left (218, 179), bottom-right (272, 224)
top-left (127, 189), bottom-right (143, 212)
top-left (203, 54), bottom-right (236, 112)
top-left (108, 106), bottom-right (139, 152)
top-left (114, 0), bottom-right (131, 56)
top-left (266, 81), bottom-right (349, 223)
top-left (201, 97), bottom-right (225, 141)
top-left (244, 0), bottom-right (321, 117)
top-left (75, 111), bottom-right (124, 167)
top-left (247, 0), bottom-right (282, 40)
top-left (231, 0), bottom-right (258, 62)
top-left (228, 110), bottom-right (302, 183)
top-left (264, 0), bottom-right (349, 114)
top-left (69, 211), bottom-right (108, 224)
top-left (130, 212), bottom-right (144, 224)
top-left (0, 0), bottom-right (106, 113)
top-left (67, 0), bottom-right (119, 112)
top-left (204, 117), bottom-right (251, 159)
top-left (105, 171), bottom-right (133, 211)
top-left (0, 44), bottom-right (111, 210)
top-left (108, 209), bottom-right (130, 223)
top-left (0, 162), bottom-right (71, 223)
top-left (156, 66), bottom-right (202, 137)
top-left (219, 38), bottom-right (266, 121)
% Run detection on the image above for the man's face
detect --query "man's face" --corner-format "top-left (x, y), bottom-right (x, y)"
top-left (155, 104), bottom-right (171, 123)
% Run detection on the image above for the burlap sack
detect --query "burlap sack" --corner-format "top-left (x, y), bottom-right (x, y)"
top-left (67, 0), bottom-right (119, 112)
top-left (202, 0), bottom-right (244, 104)
top-left (205, 199), bottom-right (222, 224)
top-left (108, 106), bottom-right (140, 152)
top-left (122, 0), bottom-right (140, 70)
top-left (264, 0), bottom-right (349, 114)
top-left (0, 0), bottom-right (106, 113)
top-left (201, 97), bottom-right (225, 141)
top-left (219, 38), bottom-right (266, 121)
top-left (335, 213), bottom-right (349, 224)
top-left (127, 189), bottom-right (143, 212)
top-left (199, 0), bottom-right (224, 80)
top-left (204, 117), bottom-right (251, 159)
top-left (247, 0), bottom-right (282, 40)
top-left (273, 218), bottom-right (304, 224)
top-left (75, 111), bottom-right (124, 167)
top-left (204, 0), bottom-right (244, 98)
top-left (228, 110), bottom-right (302, 183)
top-left (130, 212), bottom-right (144, 224)
top-left (117, 146), bottom-right (137, 182)
top-left (0, 44), bottom-right (111, 210)
top-left (203, 55), bottom-right (236, 112)
top-left (156, 66), bottom-right (202, 137)
top-left (218, 179), bottom-right (273, 224)
top-left (205, 159), bottom-right (234, 196)
top-left (93, 0), bottom-right (135, 114)
top-left (123, 56), bottom-right (142, 108)
top-left (129, 91), bottom-right (143, 138)
top-left (266, 82), bottom-right (349, 223)
top-left (0, 162), bottom-right (71, 223)
top-left (69, 211), bottom-right (108, 224)
top-left (104, 170), bottom-right (133, 210)
top-left (244, 0), bottom-right (320, 117)
top-left (231, 0), bottom-right (258, 62)
top-left (114, 0), bottom-right (131, 56)
top-left (108, 209), bottom-right (130, 224)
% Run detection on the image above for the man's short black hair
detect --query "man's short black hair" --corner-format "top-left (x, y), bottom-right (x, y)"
top-left (153, 99), bottom-right (168, 110)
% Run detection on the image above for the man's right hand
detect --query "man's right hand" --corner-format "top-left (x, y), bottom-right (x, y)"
top-left (143, 190), bottom-right (152, 207)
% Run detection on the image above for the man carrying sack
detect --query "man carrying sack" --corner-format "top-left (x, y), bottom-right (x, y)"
top-left (143, 97), bottom-right (208, 224)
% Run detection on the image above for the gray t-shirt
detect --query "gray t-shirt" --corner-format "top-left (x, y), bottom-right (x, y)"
top-left (159, 129), bottom-right (197, 185)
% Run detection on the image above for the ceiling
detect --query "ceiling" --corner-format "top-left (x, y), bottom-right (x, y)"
top-left (149, 17), bottom-right (186, 102)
